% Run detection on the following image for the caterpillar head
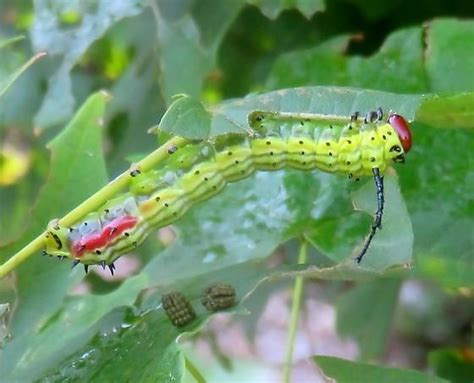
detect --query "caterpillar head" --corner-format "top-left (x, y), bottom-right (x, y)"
top-left (43, 220), bottom-right (71, 258)
top-left (387, 114), bottom-right (412, 163)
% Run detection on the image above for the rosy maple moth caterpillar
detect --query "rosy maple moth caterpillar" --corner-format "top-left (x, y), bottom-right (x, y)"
top-left (42, 108), bottom-right (412, 272)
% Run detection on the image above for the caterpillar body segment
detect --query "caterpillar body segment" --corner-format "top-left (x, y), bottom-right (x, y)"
top-left (214, 142), bottom-right (254, 182)
top-left (248, 110), bottom-right (407, 175)
top-left (42, 109), bottom-right (412, 269)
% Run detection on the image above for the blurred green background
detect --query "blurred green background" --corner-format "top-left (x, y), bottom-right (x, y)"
top-left (0, 1), bottom-right (473, 382)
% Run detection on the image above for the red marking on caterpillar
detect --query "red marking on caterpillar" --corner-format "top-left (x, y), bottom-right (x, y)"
top-left (72, 215), bottom-right (138, 257)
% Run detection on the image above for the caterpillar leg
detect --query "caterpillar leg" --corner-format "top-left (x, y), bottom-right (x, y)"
top-left (355, 167), bottom-right (384, 263)
top-left (71, 259), bottom-right (116, 275)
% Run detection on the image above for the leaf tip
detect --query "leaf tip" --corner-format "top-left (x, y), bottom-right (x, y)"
top-left (35, 51), bottom-right (47, 60)
top-left (98, 90), bottom-right (112, 102)
top-left (147, 125), bottom-right (159, 135)
top-left (171, 93), bottom-right (189, 101)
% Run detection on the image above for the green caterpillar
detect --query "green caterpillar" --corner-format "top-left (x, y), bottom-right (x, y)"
top-left (43, 108), bottom-right (412, 272)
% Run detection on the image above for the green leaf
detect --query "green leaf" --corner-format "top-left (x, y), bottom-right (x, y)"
top-left (248, 0), bottom-right (325, 19)
top-left (0, 92), bottom-right (110, 382)
top-left (31, 0), bottom-right (145, 129)
top-left (300, 172), bottom-right (412, 270)
top-left (156, 94), bottom-right (211, 140)
top-left (425, 19), bottom-right (474, 92)
top-left (352, 174), bottom-right (413, 269)
top-left (266, 19), bottom-right (474, 96)
top-left (0, 35), bottom-right (44, 128)
top-left (399, 122), bottom-right (474, 287)
top-left (267, 27), bottom-right (427, 93)
top-left (155, 85), bottom-right (426, 139)
top-left (314, 356), bottom-right (449, 383)
top-left (0, 51), bottom-right (46, 98)
top-left (151, 87), bottom-right (417, 272)
top-left (98, 11), bottom-right (167, 172)
top-left (3, 6), bottom-right (474, 381)
top-left (213, 87), bottom-right (424, 135)
top-left (336, 279), bottom-right (401, 359)
top-left (416, 93), bottom-right (474, 129)
top-left (37, 260), bottom-right (270, 382)
top-left (0, 35), bottom-right (25, 50)
top-left (155, 0), bottom-right (245, 102)
top-left (261, 25), bottom-right (474, 287)
top-left (428, 348), bottom-right (474, 383)
top-left (7, 275), bottom-right (148, 382)
top-left (15, 154), bottom-right (411, 380)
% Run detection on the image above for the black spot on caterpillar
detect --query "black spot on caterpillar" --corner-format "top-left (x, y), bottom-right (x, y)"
top-left (162, 291), bottom-right (196, 327)
top-left (42, 109), bottom-right (412, 269)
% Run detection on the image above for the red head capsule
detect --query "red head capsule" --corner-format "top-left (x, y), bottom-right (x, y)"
top-left (388, 114), bottom-right (412, 152)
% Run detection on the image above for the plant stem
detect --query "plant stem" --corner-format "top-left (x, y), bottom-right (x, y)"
top-left (283, 239), bottom-right (308, 383)
top-left (0, 136), bottom-right (188, 278)
top-left (185, 356), bottom-right (207, 383)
